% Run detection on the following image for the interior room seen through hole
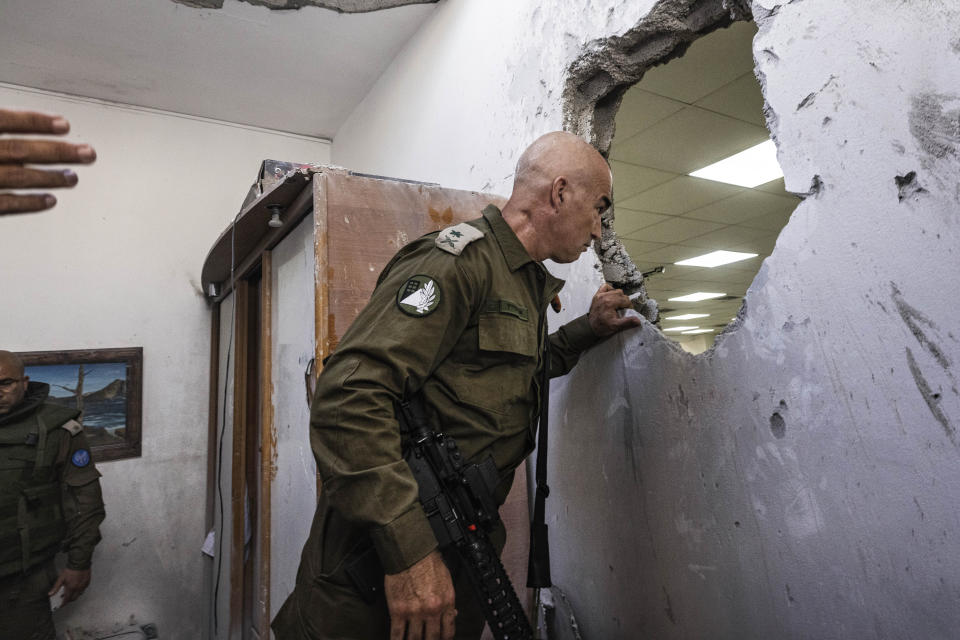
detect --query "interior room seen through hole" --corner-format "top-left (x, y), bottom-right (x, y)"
top-left (609, 20), bottom-right (800, 354)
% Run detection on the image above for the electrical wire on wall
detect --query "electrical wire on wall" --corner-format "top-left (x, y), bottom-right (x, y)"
top-left (212, 210), bottom-right (240, 637)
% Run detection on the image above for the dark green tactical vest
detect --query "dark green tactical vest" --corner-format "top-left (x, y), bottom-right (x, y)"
top-left (0, 403), bottom-right (78, 577)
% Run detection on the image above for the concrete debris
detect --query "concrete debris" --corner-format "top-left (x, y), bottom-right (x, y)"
top-left (722, 0), bottom-right (753, 21)
top-left (171, 0), bottom-right (437, 12)
top-left (596, 218), bottom-right (659, 322)
top-left (539, 586), bottom-right (584, 640)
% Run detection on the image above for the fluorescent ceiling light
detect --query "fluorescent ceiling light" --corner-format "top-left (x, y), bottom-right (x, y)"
top-left (663, 326), bottom-right (699, 332)
top-left (682, 328), bottom-right (715, 335)
top-left (668, 292), bottom-right (726, 302)
top-left (664, 313), bottom-right (710, 321)
top-left (675, 250), bottom-right (758, 268)
top-left (689, 140), bottom-right (783, 188)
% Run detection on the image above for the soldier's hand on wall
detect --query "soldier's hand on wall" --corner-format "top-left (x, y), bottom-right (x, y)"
top-left (0, 109), bottom-right (96, 215)
top-left (587, 283), bottom-right (644, 337)
top-left (48, 567), bottom-right (91, 605)
top-left (384, 549), bottom-right (457, 640)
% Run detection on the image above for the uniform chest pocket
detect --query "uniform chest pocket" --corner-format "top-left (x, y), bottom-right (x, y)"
top-left (478, 310), bottom-right (537, 358)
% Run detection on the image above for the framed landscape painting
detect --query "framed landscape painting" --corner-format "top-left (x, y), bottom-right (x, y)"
top-left (17, 347), bottom-right (143, 462)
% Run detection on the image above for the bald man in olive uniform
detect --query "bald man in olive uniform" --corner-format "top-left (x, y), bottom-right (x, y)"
top-left (0, 350), bottom-right (105, 640)
top-left (273, 132), bottom-right (643, 640)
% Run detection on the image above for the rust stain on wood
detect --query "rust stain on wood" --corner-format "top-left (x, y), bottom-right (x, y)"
top-left (429, 206), bottom-right (454, 227)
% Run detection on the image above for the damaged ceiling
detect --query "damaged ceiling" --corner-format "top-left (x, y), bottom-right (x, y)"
top-left (0, 0), bottom-right (438, 138)
top-left (171, 0), bottom-right (438, 12)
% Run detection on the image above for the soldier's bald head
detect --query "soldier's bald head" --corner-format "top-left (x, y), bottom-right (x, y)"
top-left (0, 351), bottom-right (24, 377)
top-left (512, 131), bottom-right (610, 199)
top-left (502, 131), bottom-right (613, 263)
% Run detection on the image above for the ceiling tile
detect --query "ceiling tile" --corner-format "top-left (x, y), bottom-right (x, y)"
top-left (610, 107), bottom-right (771, 174)
top-left (631, 244), bottom-right (707, 264)
top-left (619, 239), bottom-right (668, 258)
top-left (612, 89), bottom-right (686, 143)
top-left (618, 176), bottom-right (744, 215)
top-left (692, 266), bottom-right (760, 285)
top-left (732, 233), bottom-right (780, 255)
top-left (684, 189), bottom-right (799, 225)
top-left (680, 224), bottom-right (772, 249)
top-left (741, 209), bottom-right (795, 231)
top-left (628, 260), bottom-right (665, 273)
top-left (637, 21), bottom-right (758, 103)
top-left (613, 208), bottom-right (672, 236)
top-left (635, 217), bottom-right (726, 244)
top-left (754, 177), bottom-right (791, 196)
top-left (659, 266), bottom-right (706, 281)
top-left (723, 283), bottom-right (749, 297)
top-left (611, 161), bottom-right (677, 201)
top-left (695, 71), bottom-right (766, 127)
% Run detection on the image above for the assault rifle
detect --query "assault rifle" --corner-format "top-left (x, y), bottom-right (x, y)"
top-left (398, 397), bottom-right (534, 640)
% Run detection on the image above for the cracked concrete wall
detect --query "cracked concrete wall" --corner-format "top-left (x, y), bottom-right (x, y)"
top-left (332, 0), bottom-right (960, 637)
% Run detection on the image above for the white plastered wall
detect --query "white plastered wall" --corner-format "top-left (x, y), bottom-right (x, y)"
top-left (333, 0), bottom-right (960, 637)
top-left (0, 84), bottom-right (330, 638)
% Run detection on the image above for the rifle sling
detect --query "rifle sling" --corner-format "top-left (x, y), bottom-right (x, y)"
top-left (527, 346), bottom-right (551, 589)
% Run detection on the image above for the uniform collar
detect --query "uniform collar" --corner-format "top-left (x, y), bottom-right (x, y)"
top-left (0, 381), bottom-right (48, 427)
top-left (482, 205), bottom-right (535, 273)
top-left (481, 205), bottom-right (565, 300)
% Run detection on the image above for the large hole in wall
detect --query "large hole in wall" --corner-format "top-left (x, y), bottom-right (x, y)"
top-left (565, 2), bottom-right (801, 355)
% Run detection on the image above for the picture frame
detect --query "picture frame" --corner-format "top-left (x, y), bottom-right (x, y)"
top-left (17, 347), bottom-right (143, 462)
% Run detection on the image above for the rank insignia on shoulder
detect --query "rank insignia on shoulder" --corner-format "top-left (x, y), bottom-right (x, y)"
top-left (435, 223), bottom-right (484, 255)
top-left (71, 449), bottom-right (91, 468)
top-left (61, 419), bottom-right (83, 436)
top-left (397, 275), bottom-right (441, 317)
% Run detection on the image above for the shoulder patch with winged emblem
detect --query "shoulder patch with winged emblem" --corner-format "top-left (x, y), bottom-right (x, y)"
top-left (396, 275), bottom-right (441, 317)
top-left (61, 419), bottom-right (83, 436)
top-left (435, 223), bottom-right (484, 256)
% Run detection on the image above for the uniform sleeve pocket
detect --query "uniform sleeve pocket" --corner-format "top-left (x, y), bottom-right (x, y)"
top-left (478, 311), bottom-right (537, 357)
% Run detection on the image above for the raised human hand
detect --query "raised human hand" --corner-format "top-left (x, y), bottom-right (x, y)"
top-left (587, 283), bottom-right (644, 337)
top-left (0, 109), bottom-right (96, 215)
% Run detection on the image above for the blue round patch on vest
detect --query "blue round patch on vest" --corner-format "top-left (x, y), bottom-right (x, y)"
top-left (71, 449), bottom-right (91, 468)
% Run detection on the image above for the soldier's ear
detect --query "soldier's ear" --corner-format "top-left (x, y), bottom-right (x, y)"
top-left (551, 176), bottom-right (567, 210)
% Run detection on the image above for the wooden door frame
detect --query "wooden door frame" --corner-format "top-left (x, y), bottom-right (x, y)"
top-left (224, 256), bottom-right (275, 639)
top-left (229, 278), bottom-right (250, 639)
top-left (257, 251), bottom-right (275, 638)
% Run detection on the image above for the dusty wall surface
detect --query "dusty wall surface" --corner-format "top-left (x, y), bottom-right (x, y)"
top-left (333, 0), bottom-right (960, 638)
top-left (0, 85), bottom-right (330, 639)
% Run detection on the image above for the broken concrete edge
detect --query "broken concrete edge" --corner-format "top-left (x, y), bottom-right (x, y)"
top-left (562, 0), bottom-right (754, 303)
top-left (539, 585), bottom-right (585, 640)
top-left (170, 0), bottom-right (439, 13)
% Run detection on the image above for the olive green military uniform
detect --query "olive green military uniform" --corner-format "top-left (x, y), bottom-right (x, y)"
top-left (273, 206), bottom-right (602, 639)
top-left (0, 381), bottom-right (106, 640)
